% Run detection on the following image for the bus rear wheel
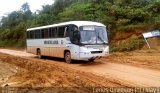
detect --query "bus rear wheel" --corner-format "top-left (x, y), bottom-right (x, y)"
top-left (65, 51), bottom-right (72, 63)
top-left (37, 49), bottom-right (42, 59)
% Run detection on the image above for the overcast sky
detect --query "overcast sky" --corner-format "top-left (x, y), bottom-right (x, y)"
top-left (0, 0), bottom-right (54, 17)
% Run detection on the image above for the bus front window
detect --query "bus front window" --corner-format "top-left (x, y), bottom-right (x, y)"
top-left (80, 26), bottom-right (108, 45)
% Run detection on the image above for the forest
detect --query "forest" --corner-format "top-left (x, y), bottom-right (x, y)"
top-left (0, 0), bottom-right (160, 51)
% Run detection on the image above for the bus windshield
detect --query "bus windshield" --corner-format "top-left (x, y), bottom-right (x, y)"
top-left (80, 26), bottom-right (108, 45)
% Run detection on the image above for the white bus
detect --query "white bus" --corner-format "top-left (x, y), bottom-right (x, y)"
top-left (26, 21), bottom-right (109, 63)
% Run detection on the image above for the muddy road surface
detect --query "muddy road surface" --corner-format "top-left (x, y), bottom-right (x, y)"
top-left (0, 49), bottom-right (160, 88)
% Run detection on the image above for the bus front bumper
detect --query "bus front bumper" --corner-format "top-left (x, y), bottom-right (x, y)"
top-left (79, 52), bottom-right (108, 61)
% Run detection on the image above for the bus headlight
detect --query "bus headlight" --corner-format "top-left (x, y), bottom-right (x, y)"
top-left (104, 46), bottom-right (109, 54)
top-left (80, 47), bottom-right (91, 55)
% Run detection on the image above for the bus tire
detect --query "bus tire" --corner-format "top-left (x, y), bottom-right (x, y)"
top-left (37, 49), bottom-right (42, 59)
top-left (64, 51), bottom-right (72, 63)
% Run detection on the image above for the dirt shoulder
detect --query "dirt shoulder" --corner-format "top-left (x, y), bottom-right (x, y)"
top-left (0, 61), bottom-right (20, 86)
top-left (105, 49), bottom-right (160, 71)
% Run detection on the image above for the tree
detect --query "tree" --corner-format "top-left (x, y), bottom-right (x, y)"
top-left (21, 2), bottom-right (32, 20)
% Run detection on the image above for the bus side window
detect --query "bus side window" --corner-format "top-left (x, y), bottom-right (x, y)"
top-left (30, 31), bottom-right (35, 39)
top-left (38, 30), bottom-right (41, 39)
top-left (44, 29), bottom-right (49, 38)
top-left (64, 26), bottom-right (69, 37)
top-left (54, 28), bottom-right (58, 38)
top-left (35, 30), bottom-right (41, 39)
top-left (58, 26), bottom-right (65, 37)
top-left (27, 31), bottom-right (30, 39)
top-left (70, 25), bottom-right (78, 43)
top-left (35, 30), bottom-right (38, 39)
top-left (49, 27), bottom-right (57, 38)
top-left (29, 31), bottom-right (32, 39)
top-left (71, 25), bottom-right (78, 32)
top-left (49, 28), bottom-right (52, 38)
top-left (41, 29), bottom-right (45, 39)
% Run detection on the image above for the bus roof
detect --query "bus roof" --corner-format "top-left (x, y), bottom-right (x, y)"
top-left (27, 21), bottom-right (106, 31)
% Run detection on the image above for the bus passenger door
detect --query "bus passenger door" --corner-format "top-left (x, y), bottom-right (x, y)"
top-left (71, 28), bottom-right (80, 60)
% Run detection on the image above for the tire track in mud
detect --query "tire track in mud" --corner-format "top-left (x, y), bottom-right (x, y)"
top-left (0, 52), bottom-right (123, 89)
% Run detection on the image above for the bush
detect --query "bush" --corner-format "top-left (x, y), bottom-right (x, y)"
top-left (110, 35), bottom-right (145, 52)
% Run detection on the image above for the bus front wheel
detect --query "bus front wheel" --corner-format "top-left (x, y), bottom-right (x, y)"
top-left (37, 49), bottom-right (42, 59)
top-left (65, 51), bottom-right (72, 63)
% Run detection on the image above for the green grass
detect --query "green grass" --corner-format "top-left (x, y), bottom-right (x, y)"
top-left (0, 39), bottom-right (26, 48)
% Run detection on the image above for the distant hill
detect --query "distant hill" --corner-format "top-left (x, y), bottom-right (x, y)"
top-left (0, 0), bottom-right (160, 52)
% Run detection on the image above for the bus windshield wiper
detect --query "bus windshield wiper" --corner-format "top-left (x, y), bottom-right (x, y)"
top-left (97, 35), bottom-right (107, 44)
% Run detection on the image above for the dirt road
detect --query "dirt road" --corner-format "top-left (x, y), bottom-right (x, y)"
top-left (0, 49), bottom-right (160, 87)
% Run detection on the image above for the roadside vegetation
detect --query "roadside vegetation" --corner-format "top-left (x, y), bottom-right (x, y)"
top-left (0, 0), bottom-right (160, 51)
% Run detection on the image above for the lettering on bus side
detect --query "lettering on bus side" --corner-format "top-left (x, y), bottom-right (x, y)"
top-left (44, 40), bottom-right (59, 44)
